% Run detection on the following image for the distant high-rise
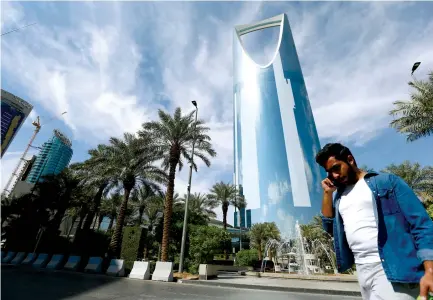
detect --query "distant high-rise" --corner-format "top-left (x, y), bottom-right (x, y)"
top-left (1, 89), bottom-right (33, 157)
top-left (234, 208), bottom-right (252, 229)
top-left (26, 130), bottom-right (73, 184)
top-left (233, 14), bottom-right (326, 238)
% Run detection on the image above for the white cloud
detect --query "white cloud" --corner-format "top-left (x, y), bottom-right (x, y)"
top-left (1, 3), bottom-right (152, 144)
top-left (268, 179), bottom-right (291, 205)
top-left (0, 1), bottom-right (24, 30)
top-left (291, 2), bottom-right (433, 144)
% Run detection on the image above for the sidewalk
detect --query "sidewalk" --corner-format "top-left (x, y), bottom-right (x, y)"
top-left (179, 273), bottom-right (362, 297)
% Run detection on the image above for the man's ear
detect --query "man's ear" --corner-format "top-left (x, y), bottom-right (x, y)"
top-left (347, 155), bottom-right (356, 166)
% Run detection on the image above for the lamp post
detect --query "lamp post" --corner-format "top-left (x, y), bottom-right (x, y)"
top-left (178, 100), bottom-right (198, 273)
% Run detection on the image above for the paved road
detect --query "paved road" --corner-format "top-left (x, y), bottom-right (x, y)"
top-left (1, 267), bottom-right (361, 300)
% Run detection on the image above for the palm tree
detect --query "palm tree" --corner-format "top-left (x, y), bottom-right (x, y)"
top-left (140, 194), bottom-right (165, 260)
top-left (70, 145), bottom-right (117, 232)
top-left (389, 71), bottom-right (433, 142)
top-left (249, 222), bottom-right (280, 261)
top-left (103, 133), bottom-right (167, 256)
top-left (131, 185), bottom-right (162, 225)
top-left (140, 108), bottom-right (216, 261)
top-left (207, 182), bottom-right (236, 230)
top-left (37, 169), bottom-right (81, 231)
top-left (100, 193), bottom-right (122, 231)
top-left (232, 194), bottom-right (247, 227)
top-left (177, 192), bottom-right (218, 219)
top-left (381, 161), bottom-right (433, 203)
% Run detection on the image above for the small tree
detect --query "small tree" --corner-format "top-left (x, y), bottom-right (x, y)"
top-left (249, 222), bottom-right (280, 261)
top-left (188, 225), bottom-right (231, 274)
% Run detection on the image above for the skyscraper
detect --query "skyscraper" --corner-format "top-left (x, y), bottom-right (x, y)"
top-left (233, 14), bottom-right (326, 238)
top-left (1, 89), bottom-right (33, 157)
top-left (26, 129), bottom-right (73, 184)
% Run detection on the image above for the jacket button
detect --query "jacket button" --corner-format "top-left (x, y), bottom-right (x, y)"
top-left (381, 259), bottom-right (385, 262)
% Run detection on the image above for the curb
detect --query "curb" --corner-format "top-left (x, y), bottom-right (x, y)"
top-left (179, 279), bottom-right (362, 297)
top-left (245, 272), bottom-right (358, 283)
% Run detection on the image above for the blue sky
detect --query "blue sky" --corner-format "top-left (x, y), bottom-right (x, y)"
top-left (1, 1), bottom-right (433, 225)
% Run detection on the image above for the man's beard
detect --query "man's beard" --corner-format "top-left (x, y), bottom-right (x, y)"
top-left (346, 165), bottom-right (358, 185)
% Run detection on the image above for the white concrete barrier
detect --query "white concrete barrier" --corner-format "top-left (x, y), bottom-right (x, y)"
top-left (106, 259), bottom-right (125, 277)
top-left (199, 264), bottom-right (218, 280)
top-left (1, 252), bottom-right (16, 264)
top-left (46, 254), bottom-right (64, 270)
top-left (21, 253), bottom-right (37, 265)
top-left (64, 256), bottom-right (81, 271)
top-left (32, 253), bottom-right (50, 268)
top-left (152, 261), bottom-right (173, 282)
top-left (11, 252), bottom-right (26, 265)
top-left (84, 257), bottom-right (103, 273)
top-left (199, 264), bottom-right (249, 280)
top-left (129, 261), bottom-right (150, 280)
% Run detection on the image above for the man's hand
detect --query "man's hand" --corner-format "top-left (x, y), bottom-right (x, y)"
top-left (419, 269), bottom-right (433, 299)
top-left (321, 178), bottom-right (336, 218)
top-left (321, 178), bottom-right (337, 193)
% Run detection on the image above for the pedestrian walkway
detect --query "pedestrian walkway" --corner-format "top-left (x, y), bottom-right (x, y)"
top-left (180, 273), bottom-right (362, 297)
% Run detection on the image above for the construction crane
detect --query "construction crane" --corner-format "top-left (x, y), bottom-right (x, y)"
top-left (2, 112), bottom-right (67, 197)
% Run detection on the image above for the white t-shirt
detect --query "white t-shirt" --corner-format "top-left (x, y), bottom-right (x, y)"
top-left (338, 178), bottom-right (381, 264)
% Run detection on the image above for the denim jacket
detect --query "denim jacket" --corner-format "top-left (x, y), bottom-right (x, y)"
top-left (321, 172), bottom-right (433, 282)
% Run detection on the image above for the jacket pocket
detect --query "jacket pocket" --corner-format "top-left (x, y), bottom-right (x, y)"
top-left (377, 189), bottom-right (401, 215)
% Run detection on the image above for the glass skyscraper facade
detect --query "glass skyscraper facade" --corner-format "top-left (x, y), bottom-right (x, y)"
top-left (234, 208), bottom-right (252, 229)
top-left (26, 129), bottom-right (73, 184)
top-left (1, 89), bottom-right (33, 158)
top-left (233, 14), bottom-right (326, 238)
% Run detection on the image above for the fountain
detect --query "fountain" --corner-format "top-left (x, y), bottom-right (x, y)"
top-left (261, 220), bottom-right (338, 275)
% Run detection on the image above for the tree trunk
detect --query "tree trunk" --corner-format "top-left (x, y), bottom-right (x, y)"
top-left (258, 247), bottom-right (263, 261)
top-left (76, 207), bottom-right (88, 231)
top-left (67, 216), bottom-right (77, 237)
top-left (83, 184), bottom-right (106, 231)
top-left (92, 213), bottom-right (98, 229)
top-left (137, 207), bottom-right (144, 225)
top-left (222, 202), bottom-right (228, 230)
top-left (222, 202), bottom-right (229, 259)
top-left (161, 159), bottom-right (177, 262)
top-left (109, 188), bottom-right (131, 257)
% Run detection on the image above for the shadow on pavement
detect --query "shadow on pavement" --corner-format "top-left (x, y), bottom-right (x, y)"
top-left (1, 267), bottom-right (119, 300)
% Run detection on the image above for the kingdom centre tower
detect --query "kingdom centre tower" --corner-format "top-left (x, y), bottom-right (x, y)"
top-left (233, 13), bottom-right (326, 237)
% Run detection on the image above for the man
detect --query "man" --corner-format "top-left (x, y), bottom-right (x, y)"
top-left (315, 143), bottom-right (433, 300)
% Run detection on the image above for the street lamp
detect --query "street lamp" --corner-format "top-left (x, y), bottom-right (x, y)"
top-left (178, 100), bottom-right (198, 273)
top-left (411, 62), bottom-right (421, 76)
top-left (411, 62), bottom-right (421, 81)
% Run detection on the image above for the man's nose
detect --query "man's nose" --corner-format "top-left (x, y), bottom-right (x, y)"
top-left (333, 173), bottom-right (340, 180)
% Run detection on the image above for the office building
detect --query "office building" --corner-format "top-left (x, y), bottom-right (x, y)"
top-left (233, 14), bottom-right (326, 238)
top-left (26, 130), bottom-right (73, 184)
top-left (1, 89), bottom-right (33, 157)
top-left (234, 208), bottom-right (252, 229)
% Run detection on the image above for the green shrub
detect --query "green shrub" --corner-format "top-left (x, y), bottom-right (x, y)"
top-left (120, 226), bottom-right (146, 273)
top-left (188, 225), bottom-right (231, 274)
top-left (235, 249), bottom-right (259, 267)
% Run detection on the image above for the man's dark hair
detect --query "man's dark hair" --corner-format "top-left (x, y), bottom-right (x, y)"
top-left (315, 143), bottom-right (356, 168)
